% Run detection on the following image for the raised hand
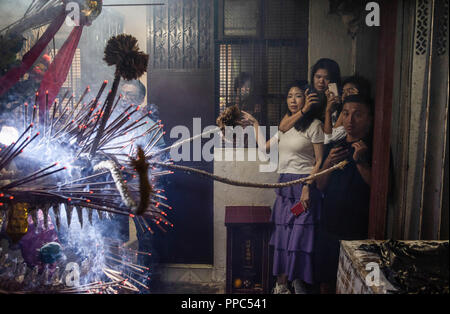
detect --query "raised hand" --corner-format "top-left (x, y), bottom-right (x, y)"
top-left (352, 140), bottom-right (368, 163)
top-left (325, 146), bottom-right (349, 167)
top-left (325, 89), bottom-right (339, 112)
top-left (241, 110), bottom-right (258, 125)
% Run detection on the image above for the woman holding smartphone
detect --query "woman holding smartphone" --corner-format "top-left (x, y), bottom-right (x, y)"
top-left (324, 75), bottom-right (372, 144)
top-left (279, 58), bottom-right (341, 133)
top-left (243, 80), bottom-right (324, 294)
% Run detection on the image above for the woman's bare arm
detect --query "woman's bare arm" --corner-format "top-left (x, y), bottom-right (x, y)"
top-left (241, 111), bottom-right (277, 152)
top-left (324, 90), bottom-right (340, 135)
top-left (334, 111), bottom-right (343, 128)
top-left (279, 112), bottom-right (303, 133)
top-left (253, 121), bottom-right (277, 152)
top-left (307, 143), bottom-right (324, 184)
top-left (279, 90), bottom-right (319, 133)
top-left (300, 143), bottom-right (323, 209)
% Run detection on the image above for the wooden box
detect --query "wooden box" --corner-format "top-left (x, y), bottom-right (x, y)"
top-left (225, 206), bottom-right (272, 294)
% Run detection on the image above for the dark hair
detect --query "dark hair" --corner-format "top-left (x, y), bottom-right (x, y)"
top-left (342, 94), bottom-right (374, 117)
top-left (342, 94), bottom-right (374, 151)
top-left (234, 72), bottom-right (252, 91)
top-left (342, 75), bottom-right (371, 99)
top-left (285, 80), bottom-right (322, 132)
top-left (285, 79), bottom-right (308, 94)
top-left (309, 59), bottom-right (342, 122)
top-left (310, 58), bottom-right (342, 89)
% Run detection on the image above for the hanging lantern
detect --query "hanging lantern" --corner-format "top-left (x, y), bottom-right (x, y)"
top-left (6, 202), bottom-right (29, 243)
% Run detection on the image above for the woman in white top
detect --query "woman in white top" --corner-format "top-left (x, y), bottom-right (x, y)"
top-left (243, 80), bottom-right (324, 294)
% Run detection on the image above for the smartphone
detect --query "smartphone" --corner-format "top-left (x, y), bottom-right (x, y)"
top-left (328, 83), bottom-right (339, 97)
top-left (290, 201), bottom-right (306, 216)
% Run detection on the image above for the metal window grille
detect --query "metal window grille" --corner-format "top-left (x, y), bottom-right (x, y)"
top-left (62, 48), bottom-right (81, 101)
top-left (224, 0), bottom-right (259, 37)
top-left (51, 48), bottom-right (81, 112)
top-left (217, 0), bottom-right (309, 127)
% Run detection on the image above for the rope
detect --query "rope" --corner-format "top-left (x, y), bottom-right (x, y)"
top-left (150, 160), bottom-right (349, 188)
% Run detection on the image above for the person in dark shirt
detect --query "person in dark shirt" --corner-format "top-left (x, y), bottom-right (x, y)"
top-left (315, 94), bottom-right (373, 293)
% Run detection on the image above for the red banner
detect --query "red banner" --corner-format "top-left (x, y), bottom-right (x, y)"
top-left (0, 10), bottom-right (66, 97)
top-left (37, 25), bottom-right (84, 122)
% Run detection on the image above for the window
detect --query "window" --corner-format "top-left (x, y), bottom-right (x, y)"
top-left (62, 48), bottom-right (81, 107)
top-left (224, 0), bottom-right (259, 37)
top-left (216, 0), bottom-right (309, 127)
top-left (50, 48), bottom-right (81, 112)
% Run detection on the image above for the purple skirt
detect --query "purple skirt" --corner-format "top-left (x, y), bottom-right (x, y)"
top-left (269, 173), bottom-right (321, 284)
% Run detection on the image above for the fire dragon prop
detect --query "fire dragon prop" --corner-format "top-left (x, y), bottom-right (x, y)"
top-left (0, 34), bottom-right (170, 235)
top-left (0, 34), bottom-right (170, 293)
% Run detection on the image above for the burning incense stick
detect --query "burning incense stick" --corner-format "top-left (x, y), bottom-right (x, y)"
top-left (23, 103), bottom-right (28, 130)
top-left (1, 162), bottom-right (59, 190)
top-left (3, 166), bottom-right (67, 189)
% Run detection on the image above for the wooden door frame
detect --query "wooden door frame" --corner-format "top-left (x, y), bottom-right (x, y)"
top-left (368, 0), bottom-right (399, 239)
